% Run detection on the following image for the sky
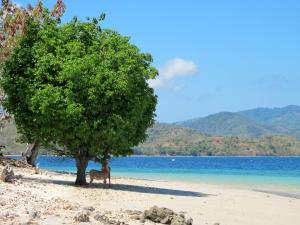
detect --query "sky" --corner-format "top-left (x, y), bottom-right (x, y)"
top-left (15, 0), bottom-right (300, 123)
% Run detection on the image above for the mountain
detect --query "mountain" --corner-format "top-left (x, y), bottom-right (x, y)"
top-left (176, 105), bottom-right (300, 139)
top-left (175, 112), bottom-right (277, 138)
top-left (239, 105), bottom-right (300, 131)
top-left (135, 123), bottom-right (300, 156)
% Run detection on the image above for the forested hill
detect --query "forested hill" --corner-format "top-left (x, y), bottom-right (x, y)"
top-left (135, 123), bottom-right (300, 156)
top-left (2, 105), bottom-right (300, 156)
top-left (239, 105), bottom-right (300, 136)
top-left (176, 105), bottom-right (300, 139)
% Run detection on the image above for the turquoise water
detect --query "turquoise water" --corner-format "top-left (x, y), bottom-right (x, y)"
top-left (24, 156), bottom-right (300, 191)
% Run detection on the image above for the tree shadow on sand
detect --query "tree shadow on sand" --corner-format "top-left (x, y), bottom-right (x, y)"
top-left (22, 176), bottom-right (211, 197)
top-left (100, 183), bottom-right (210, 197)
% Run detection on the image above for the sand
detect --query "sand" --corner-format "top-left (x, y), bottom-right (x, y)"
top-left (0, 164), bottom-right (300, 225)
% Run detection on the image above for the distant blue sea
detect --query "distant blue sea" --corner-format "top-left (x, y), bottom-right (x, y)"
top-left (12, 156), bottom-right (300, 191)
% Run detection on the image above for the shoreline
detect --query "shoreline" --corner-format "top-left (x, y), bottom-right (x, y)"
top-left (8, 164), bottom-right (300, 200)
top-left (3, 155), bottom-right (300, 193)
top-left (3, 164), bottom-right (300, 197)
top-left (4, 154), bottom-right (300, 157)
top-left (39, 168), bottom-right (300, 193)
top-left (252, 189), bottom-right (300, 200)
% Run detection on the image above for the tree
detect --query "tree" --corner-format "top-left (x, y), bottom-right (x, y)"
top-left (1, 12), bottom-right (157, 185)
top-left (0, 0), bottom-right (66, 165)
top-left (0, 0), bottom-right (65, 60)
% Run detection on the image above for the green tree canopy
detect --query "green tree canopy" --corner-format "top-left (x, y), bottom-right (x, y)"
top-left (0, 13), bottom-right (157, 185)
top-left (0, 1), bottom-right (66, 165)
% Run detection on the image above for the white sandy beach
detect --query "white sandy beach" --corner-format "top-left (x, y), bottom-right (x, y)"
top-left (0, 164), bottom-right (300, 225)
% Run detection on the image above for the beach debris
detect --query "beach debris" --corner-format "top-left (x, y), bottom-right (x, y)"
top-left (65, 203), bottom-right (79, 211)
top-left (1, 164), bottom-right (15, 182)
top-left (0, 210), bottom-right (18, 219)
top-left (0, 156), bottom-right (31, 168)
top-left (0, 198), bottom-right (6, 206)
top-left (29, 210), bottom-right (41, 219)
top-left (124, 209), bottom-right (143, 215)
top-left (125, 209), bottom-right (143, 220)
top-left (141, 206), bottom-right (193, 225)
top-left (83, 206), bottom-right (95, 212)
top-left (94, 212), bottom-right (128, 225)
top-left (125, 210), bottom-right (143, 222)
top-left (33, 166), bottom-right (40, 174)
top-left (0, 210), bottom-right (19, 223)
top-left (23, 220), bottom-right (40, 225)
top-left (74, 210), bottom-right (90, 222)
top-left (131, 214), bottom-right (141, 220)
top-left (54, 197), bottom-right (79, 211)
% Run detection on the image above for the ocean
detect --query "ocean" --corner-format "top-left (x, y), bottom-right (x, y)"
top-left (21, 155), bottom-right (300, 191)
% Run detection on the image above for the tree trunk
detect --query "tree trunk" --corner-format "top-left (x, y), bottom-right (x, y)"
top-left (102, 149), bottom-right (109, 168)
top-left (75, 151), bottom-right (89, 186)
top-left (23, 142), bottom-right (40, 167)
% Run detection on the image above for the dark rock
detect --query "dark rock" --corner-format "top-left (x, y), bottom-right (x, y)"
top-left (186, 218), bottom-right (193, 225)
top-left (94, 212), bottom-right (128, 225)
top-left (142, 206), bottom-right (193, 225)
top-left (30, 210), bottom-right (41, 219)
top-left (144, 206), bottom-right (174, 223)
top-left (1, 165), bottom-right (15, 182)
top-left (74, 211), bottom-right (90, 222)
top-left (160, 216), bottom-right (171, 224)
top-left (94, 212), bottom-right (106, 222)
top-left (170, 215), bottom-right (186, 225)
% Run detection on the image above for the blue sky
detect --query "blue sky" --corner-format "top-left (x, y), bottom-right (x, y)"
top-left (16, 0), bottom-right (300, 122)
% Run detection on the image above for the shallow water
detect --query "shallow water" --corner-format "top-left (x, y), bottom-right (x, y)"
top-left (19, 155), bottom-right (300, 191)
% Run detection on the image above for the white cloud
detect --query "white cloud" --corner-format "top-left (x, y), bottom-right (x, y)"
top-left (148, 58), bottom-right (198, 89)
top-left (160, 58), bottom-right (198, 79)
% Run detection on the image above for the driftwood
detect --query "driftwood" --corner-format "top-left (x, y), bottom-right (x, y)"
top-left (1, 165), bottom-right (15, 182)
